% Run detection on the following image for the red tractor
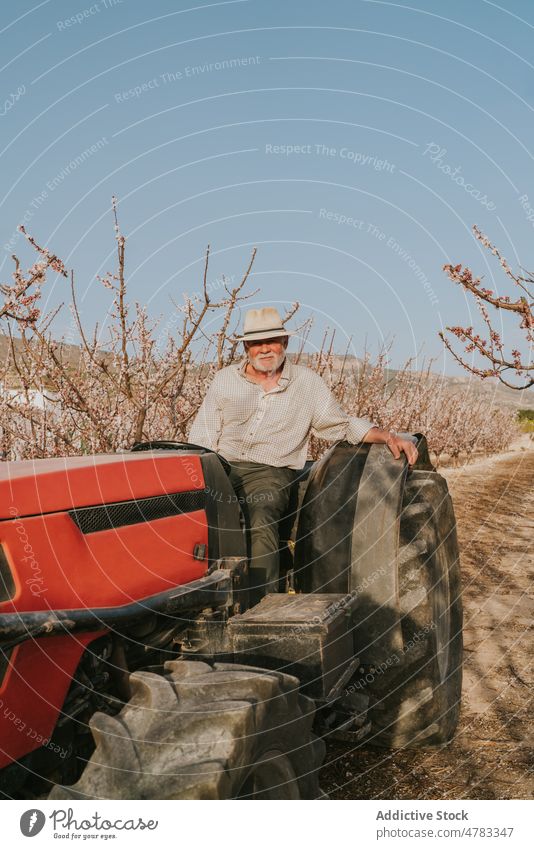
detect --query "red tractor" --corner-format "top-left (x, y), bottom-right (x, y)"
top-left (0, 438), bottom-right (462, 799)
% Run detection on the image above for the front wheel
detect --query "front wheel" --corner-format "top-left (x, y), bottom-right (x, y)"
top-left (49, 661), bottom-right (324, 799)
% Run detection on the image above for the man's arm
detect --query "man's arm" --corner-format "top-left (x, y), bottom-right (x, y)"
top-left (188, 379), bottom-right (223, 450)
top-left (311, 373), bottom-right (418, 466)
top-left (311, 374), bottom-right (374, 442)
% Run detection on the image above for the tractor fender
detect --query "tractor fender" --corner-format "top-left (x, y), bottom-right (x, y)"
top-left (294, 438), bottom-right (430, 665)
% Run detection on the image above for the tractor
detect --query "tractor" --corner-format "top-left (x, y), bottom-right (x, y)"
top-left (0, 436), bottom-right (462, 799)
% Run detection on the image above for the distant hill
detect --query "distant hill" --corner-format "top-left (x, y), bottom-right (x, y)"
top-left (294, 352), bottom-right (533, 412)
top-left (0, 332), bottom-right (82, 369)
top-left (1, 334), bottom-right (531, 411)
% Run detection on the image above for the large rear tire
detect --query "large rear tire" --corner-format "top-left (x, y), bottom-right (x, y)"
top-left (295, 442), bottom-right (463, 750)
top-left (366, 469), bottom-right (463, 748)
top-left (49, 661), bottom-right (324, 799)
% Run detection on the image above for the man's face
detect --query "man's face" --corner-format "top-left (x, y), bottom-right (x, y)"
top-left (245, 336), bottom-right (288, 373)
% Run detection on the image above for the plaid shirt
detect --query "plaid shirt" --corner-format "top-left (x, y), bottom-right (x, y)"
top-left (189, 357), bottom-right (375, 469)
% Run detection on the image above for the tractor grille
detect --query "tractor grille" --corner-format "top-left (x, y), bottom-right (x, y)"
top-left (68, 490), bottom-right (205, 535)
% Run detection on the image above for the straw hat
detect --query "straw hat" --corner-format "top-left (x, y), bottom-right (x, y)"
top-left (236, 307), bottom-right (294, 342)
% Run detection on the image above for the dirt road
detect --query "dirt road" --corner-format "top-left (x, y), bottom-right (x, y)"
top-left (320, 449), bottom-right (534, 799)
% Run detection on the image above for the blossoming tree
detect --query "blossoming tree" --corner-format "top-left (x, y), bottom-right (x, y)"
top-left (0, 202), bottom-right (519, 464)
top-left (440, 226), bottom-right (533, 390)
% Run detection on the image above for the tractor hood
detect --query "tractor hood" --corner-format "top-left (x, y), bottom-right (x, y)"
top-left (0, 451), bottom-right (205, 519)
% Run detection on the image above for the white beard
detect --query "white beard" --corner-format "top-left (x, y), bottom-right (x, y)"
top-left (248, 351), bottom-right (286, 375)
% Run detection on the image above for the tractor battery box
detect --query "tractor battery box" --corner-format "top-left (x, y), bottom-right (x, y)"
top-left (228, 593), bottom-right (359, 701)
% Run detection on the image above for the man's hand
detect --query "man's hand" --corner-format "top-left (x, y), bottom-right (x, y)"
top-left (385, 431), bottom-right (419, 466)
top-left (362, 426), bottom-right (419, 466)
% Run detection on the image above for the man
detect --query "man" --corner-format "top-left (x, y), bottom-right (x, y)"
top-left (189, 307), bottom-right (418, 604)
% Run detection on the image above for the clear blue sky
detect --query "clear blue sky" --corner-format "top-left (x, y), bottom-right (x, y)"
top-left (1, 0), bottom-right (533, 372)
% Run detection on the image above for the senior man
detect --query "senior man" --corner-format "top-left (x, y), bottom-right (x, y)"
top-left (189, 307), bottom-right (417, 604)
